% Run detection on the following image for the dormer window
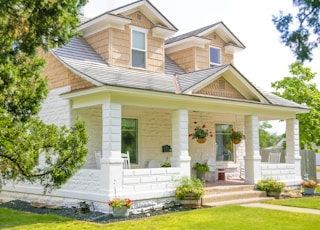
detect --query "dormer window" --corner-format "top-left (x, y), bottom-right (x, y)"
top-left (131, 26), bottom-right (147, 68)
top-left (210, 46), bottom-right (221, 67)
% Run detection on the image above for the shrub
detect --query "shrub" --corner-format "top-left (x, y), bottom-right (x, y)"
top-left (257, 178), bottom-right (286, 193)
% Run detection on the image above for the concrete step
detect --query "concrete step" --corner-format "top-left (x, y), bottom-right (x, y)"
top-left (203, 197), bottom-right (274, 207)
top-left (202, 190), bottom-right (267, 204)
top-left (204, 185), bottom-right (255, 195)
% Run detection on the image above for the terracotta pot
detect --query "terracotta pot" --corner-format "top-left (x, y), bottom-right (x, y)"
top-left (231, 139), bottom-right (241, 144)
top-left (112, 207), bottom-right (130, 217)
top-left (196, 137), bottom-right (207, 143)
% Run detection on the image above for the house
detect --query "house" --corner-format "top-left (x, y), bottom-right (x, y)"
top-left (0, 0), bottom-right (308, 212)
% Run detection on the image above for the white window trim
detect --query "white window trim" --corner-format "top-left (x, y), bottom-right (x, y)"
top-left (130, 26), bottom-right (148, 69)
top-left (122, 117), bottom-right (140, 165)
top-left (210, 46), bottom-right (222, 66)
top-left (215, 123), bottom-right (235, 163)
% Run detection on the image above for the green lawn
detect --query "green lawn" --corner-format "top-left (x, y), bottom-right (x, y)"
top-left (1, 201), bottom-right (320, 230)
top-left (265, 196), bottom-right (320, 210)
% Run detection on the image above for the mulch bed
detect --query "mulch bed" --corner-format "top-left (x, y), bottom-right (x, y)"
top-left (0, 200), bottom-right (194, 224)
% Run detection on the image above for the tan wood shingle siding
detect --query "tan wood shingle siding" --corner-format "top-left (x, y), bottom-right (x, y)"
top-left (111, 28), bottom-right (130, 67)
top-left (167, 32), bottom-right (234, 73)
top-left (41, 51), bottom-right (94, 91)
top-left (86, 30), bottom-right (110, 62)
top-left (167, 48), bottom-right (195, 72)
top-left (195, 77), bottom-right (245, 99)
top-left (84, 11), bottom-right (165, 72)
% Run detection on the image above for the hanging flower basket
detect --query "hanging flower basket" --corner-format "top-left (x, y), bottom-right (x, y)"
top-left (189, 121), bottom-right (212, 144)
top-left (230, 128), bottom-right (244, 144)
top-left (231, 139), bottom-right (241, 144)
top-left (196, 137), bottom-right (207, 144)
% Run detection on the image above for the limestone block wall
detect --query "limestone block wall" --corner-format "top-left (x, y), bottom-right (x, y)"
top-left (38, 86), bottom-right (71, 126)
top-left (72, 105), bottom-right (102, 169)
top-left (122, 106), bottom-right (172, 168)
top-left (119, 167), bottom-right (180, 202)
top-left (261, 163), bottom-right (296, 182)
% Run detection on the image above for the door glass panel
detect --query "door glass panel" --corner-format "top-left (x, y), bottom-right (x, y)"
top-left (122, 118), bottom-right (138, 164)
top-left (215, 124), bottom-right (233, 162)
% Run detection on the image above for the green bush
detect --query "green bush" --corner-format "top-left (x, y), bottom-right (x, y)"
top-left (175, 176), bottom-right (205, 199)
top-left (257, 178), bottom-right (286, 193)
top-left (192, 162), bottom-right (209, 172)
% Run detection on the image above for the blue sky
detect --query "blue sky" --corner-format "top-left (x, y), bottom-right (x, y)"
top-left (84, 0), bottom-right (320, 134)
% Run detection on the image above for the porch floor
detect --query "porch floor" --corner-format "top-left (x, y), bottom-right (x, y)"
top-left (204, 178), bottom-right (245, 187)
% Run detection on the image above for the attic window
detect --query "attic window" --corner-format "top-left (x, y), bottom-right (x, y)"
top-left (218, 79), bottom-right (225, 90)
top-left (210, 46), bottom-right (221, 67)
top-left (137, 14), bottom-right (142, 20)
top-left (130, 26), bottom-right (147, 68)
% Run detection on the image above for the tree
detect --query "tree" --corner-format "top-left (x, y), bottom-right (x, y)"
top-left (0, 0), bottom-right (89, 192)
top-left (259, 122), bottom-right (282, 148)
top-left (273, 0), bottom-right (320, 63)
top-left (271, 62), bottom-right (320, 150)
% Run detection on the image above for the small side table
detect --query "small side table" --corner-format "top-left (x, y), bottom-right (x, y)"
top-left (218, 168), bottom-right (226, 180)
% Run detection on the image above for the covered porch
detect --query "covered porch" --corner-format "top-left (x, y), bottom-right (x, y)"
top-left (68, 90), bottom-right (302, 209)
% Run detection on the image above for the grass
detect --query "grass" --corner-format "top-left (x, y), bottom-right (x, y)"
top-left (264, 196), bottom-right (320, 210)
top-left (1, 203), bottom-right (320, 230)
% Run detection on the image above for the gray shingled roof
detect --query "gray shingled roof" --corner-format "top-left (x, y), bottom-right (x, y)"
top-left (177, 65), bottom-right (228, 92)
top-left (52, 37), bottom-right (307, 110)
top-left (165, 56), bottom-right (185, 75)
top-left (53, 37), bottom-right (177, 93)
top-left (166, 22), bottom-right (220, 44)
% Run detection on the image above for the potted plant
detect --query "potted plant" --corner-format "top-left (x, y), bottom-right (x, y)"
top-left (301, 179), bottom-right (318, 195)
top-left (175, 176), bottom-right (205, 208)
top-left (193, 162), bottom-right (209, 180)
top-left (161, 162), bottom-right (171, 167)
top-left (189, 121), bottom-right (213, 143)
top-left (256, 178), bottom-right (286, 199)
top-left (108, 198), bottom-right (133, 217)
top-left (230, 128), bottom-right (244, 144)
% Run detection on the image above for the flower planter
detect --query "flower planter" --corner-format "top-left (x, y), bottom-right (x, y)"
top-left (196, 137), bottom-right (207, 144)
top-left (231, 139), bottom-right (241, 144)
top-left (112, 207), bottom-right (130, 217)
top-left (303, 187), bottom-right (316, 195)
top-left (196, 171), bottom-right (206, 181)
top-left (267, 191), bottom-right (281, 199)
top-left (180, 195), bottom-right (202, 208)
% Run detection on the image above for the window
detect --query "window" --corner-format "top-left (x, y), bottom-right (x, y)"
top-left (121, 118), bottom-right (138, 164)
top-left (215, 124), bottom-right (234, 162)
top-left (210, 46), bottom-right (221, 67)
top-left (131, 27), bottom-right (146, 68)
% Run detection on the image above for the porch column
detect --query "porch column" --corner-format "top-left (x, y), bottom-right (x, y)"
top-left (100, 100), bottom-right (123, 197)
top-left (170, 109), bottom-right (191, 177)
top-left (285, 118), bottom-right (302, 182)
top-left (244, 115), bottom-right (261, 184)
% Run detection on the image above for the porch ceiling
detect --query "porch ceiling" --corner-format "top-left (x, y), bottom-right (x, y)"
top-left (62, 85), bottom-right (306, 121)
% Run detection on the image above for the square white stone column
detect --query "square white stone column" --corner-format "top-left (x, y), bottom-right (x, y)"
top-left (100, 100), bottom-right (123, 196)
top-left (285, 118), bottom-right (302, 181)
top-left (244, 115), bottom-right (261, 184)
top-left (170, 109), bottom-right (191, 177)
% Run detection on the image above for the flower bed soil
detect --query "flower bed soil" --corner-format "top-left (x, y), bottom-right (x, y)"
top-left (0, 200), bottom-right (194, 224)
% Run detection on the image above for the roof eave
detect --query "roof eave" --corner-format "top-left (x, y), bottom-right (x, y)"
top-left (80, 13), bottom-right (132, 37)
top-left (165, 36), bottom-right (211, 54)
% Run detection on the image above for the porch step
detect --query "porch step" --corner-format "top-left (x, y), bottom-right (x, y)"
top-left (202, 184), bottom-right (272, 207)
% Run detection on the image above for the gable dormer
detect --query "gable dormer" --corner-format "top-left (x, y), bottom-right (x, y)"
top-left (165, 22), bottom-right (245, 73)
top-left (80, 0), bottom-right (177, 73)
